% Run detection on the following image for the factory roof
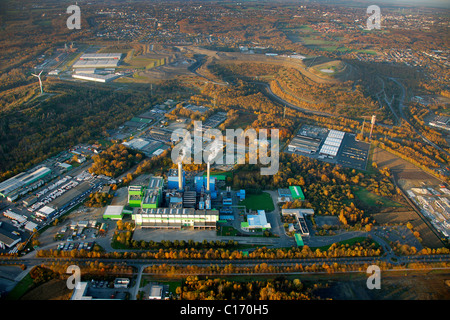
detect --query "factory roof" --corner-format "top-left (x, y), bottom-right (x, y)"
top-left (138, 208), bottom-right (219, 216)
top-left (72, 73), bottom-right (119, 83)
top-left (122, 138), bottom-right (150, 150)
top-left (0, 167), bottom-right (51, 196)
top-left (0, 228), bottom-right (21, 247)
top-left (148, 176), bottom-right (163, 189)
top-left (246, 210), bottom-right (271, 229)
top-left (37, 206), bottom-right (56, 216)
top-left (289, 186), bottom-right (305, 200)
top-left (73, 59), bottom-right (120, 68)
top-left (79, 53), bottom-right (122, 60)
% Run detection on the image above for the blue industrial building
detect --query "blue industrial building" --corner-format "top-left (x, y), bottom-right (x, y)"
top-left (194, 176), bottom-right (217, 199)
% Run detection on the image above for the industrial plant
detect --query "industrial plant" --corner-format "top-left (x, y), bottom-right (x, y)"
top-left (108, 161), bottom-right (223, 229)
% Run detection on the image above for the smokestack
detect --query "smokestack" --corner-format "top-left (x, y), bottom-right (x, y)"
top-left (369, 115), bottom-right (376, 140)
top-left (178, 162), bottom-right (183, 191)
top-left (206, 162), bottom-right (210, 192)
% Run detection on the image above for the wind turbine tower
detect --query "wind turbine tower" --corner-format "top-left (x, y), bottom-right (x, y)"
top-left (32, 71), bottom-right (43, 95)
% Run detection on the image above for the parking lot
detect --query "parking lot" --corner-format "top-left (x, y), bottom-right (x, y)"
top-left (336, 133), bottom-right (370, 171)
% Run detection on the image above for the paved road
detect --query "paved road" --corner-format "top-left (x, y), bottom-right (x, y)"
top-left (3, 253), bottom-right (450, 270)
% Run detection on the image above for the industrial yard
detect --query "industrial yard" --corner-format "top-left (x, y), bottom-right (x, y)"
top-left (285, 124), bottom-right (370, 171)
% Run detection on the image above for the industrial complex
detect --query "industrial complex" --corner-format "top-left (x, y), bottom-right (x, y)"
top-left (107, 163), bottom-right (221, 229)
top-left (71, 53), bottom-right (123, 83)
top-left (286, 124), bottom-right (370, 171)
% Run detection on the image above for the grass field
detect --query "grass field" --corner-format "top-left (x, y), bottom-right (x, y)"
top-left (353, 186), bottom-right (403, 208)
top-left (311, 236), bottom-right (380, 251)
top-left (5, 272), bottom-right (34, 300)
top-left (226, 112), bottom-right (258, 129)
top-left (240, 192), bottom-right (275, 211)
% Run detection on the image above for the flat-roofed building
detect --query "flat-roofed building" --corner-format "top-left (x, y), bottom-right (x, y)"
top-left (287, 135), bottom-right (322, 154)
top-left (114, 278), bottom-right (130, 289)
top-left (72, 73), bottom-right (119, 83)
top-left (79, 53), bottom-right (122, 60)
top-left (72, 59), bottom-right (120, 69)
top-left (289, 186), bottom-right (305, 200)
top-left (0, 167), bottom-right (51, 198)
top-left (149, 283), bottom-right (168, 300)
top-left (36, 206), bottom-right (57, 220)
top-left (0, 228), bottom-right (21, 248)
top-left (319, 129), bottom-right (345, 158)
top-left (122, 138), bottom-right (150, 150)
top-left (141, 176), bottom-right (164, 209)
top-left (133, 207), bottom-right (218, 229)
top-left (281, 209), bottom-right (314, 236)
top-left (103, 205), bottom-right (124, 220)
top-left (241, 210), bottom-right (271, 231)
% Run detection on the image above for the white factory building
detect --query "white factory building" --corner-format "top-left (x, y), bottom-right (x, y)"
top-left (133, 207), bottom-right (218, 228)
top-left (71, 53), bottom-right (123, 83)
top-left (319, 129), bottom-right (345, 158)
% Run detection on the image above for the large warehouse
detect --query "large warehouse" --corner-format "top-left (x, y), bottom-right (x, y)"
top-left (132, 207), bottom-right (219, 228)
top-left (319, 129), bottom-right (345, 158)
top-left (287, 135), bottom-right (322, 154)
top-left (79, 53), bottom-right (122, 60)
top-left (72, 53), bottom-right (122, 69)
top-left (0, 167), bottom-right (51, 199)
top-left (72, 73), bottom-right (119, 83)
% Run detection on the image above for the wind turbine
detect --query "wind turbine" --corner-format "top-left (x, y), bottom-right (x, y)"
top-left (31, 71), bottom-right (43, 95)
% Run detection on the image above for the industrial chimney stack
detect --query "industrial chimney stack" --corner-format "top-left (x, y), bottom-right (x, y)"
top-left (178, 162), bottom-right (183, 191)
top-left (369, 115), bottom-right (376, 140)
top-left (206, 162), bottom-right (211, 192)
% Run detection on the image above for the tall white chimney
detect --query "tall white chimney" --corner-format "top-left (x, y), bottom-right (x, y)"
top-left (178, 162), bottom-right (183, 191)
top-left (206, 162), bottom-right (210, 192)
top-left (369, 115), bottom-right (376, 140)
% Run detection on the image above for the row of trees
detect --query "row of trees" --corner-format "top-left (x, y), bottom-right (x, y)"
top-left (37, 240), bottom-right (383, 260)
top-left (176, 275), bottom-right (314, 300)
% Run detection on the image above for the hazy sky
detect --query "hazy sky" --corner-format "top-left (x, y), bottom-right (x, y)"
top-left (323, 0), bottom-right (450, 9)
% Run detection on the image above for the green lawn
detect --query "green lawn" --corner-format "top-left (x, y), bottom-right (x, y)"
top-left (5, 272), bottom-right (34, 300)
top-left (310, 236), bottom-right (381, 251)
top-left (354, 187), bottom-right (403, 208)
top-left (239, 192), bottom-right (275, 211)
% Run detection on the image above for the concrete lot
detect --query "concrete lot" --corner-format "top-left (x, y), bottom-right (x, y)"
top-left (133, 228), bottom-right (220, 242)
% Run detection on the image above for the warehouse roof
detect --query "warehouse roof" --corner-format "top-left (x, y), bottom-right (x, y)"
top-left (79, 53), bottom-right (122, 60)
top-left (72, 59), bottom-right (120, 68)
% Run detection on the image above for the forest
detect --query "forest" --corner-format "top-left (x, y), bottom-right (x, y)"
top-left (88, 144), bottom-right (143, 178)
top-left (0, 80), bottom-right (187, 183)
top-left (231, 152), bottom-right (397, 228)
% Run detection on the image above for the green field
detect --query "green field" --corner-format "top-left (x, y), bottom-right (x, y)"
top-left (311, 236), bottom-right (381, 251)
top-left (239, 192), bottom-right (275, 211)
top-left (354, 187), bottom-right (403, 208)
top-left (5, 272), bottom-right (34, 300)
